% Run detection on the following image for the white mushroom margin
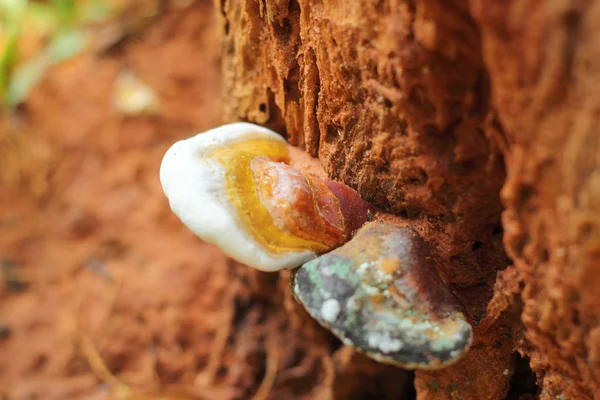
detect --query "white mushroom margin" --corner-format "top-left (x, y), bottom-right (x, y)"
top-left (159, 122), bottom-right (316, 271)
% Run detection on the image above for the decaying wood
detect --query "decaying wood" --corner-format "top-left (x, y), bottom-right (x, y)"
top-left (216, 0), bottom-right (600, 398)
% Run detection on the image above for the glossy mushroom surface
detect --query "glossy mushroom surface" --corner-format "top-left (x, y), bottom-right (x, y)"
top-left (160, 122), bottom-right (373, 271)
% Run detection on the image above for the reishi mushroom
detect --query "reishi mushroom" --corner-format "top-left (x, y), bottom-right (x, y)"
top-left (291, 221), bottom-right (473, 369)
top-left (159, 122), bottom-right (374, 271)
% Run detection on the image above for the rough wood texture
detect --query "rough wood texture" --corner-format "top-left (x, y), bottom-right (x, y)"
top-left (472, 1), bottom-right (600, 398)
top-left (216, 0), bottom-right (599, 398)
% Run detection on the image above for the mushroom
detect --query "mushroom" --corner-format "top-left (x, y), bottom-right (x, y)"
top-left (159, 122), bottom-right (374, 271)
top-left (291, 221), bottom-right (473, 369)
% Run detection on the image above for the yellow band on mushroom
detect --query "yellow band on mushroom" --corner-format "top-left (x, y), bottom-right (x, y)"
top-left (211, 138), bottom-right (331, 253)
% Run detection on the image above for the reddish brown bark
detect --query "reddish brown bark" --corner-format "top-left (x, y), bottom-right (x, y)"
top-left (472, 1), bottom-right (600, 398)
top-left (217, 0), bottom-right (600, 398)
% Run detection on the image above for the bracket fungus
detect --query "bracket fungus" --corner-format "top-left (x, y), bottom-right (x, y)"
top-left (159, 123), bottom-right (374, 271)
top-left (291, 221), bottom-right (473, 369)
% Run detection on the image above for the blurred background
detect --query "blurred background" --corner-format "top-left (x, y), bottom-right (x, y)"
top-left (0, 1), bottom-right (238, 398)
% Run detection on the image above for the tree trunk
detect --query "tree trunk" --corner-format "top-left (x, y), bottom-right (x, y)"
top-left (214, 0), bottom-right (600, 398)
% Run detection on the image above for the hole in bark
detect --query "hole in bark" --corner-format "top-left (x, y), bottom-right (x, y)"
top-left (472, 241), bottom-right (483, 250)
top-left (407, 168), bottom-right (428, 185)
top-left (216, 365), bottom-right (228, 378)
top-left (403, 372), bottom-right (417, 399)
top-left (273, 17), bottom-right (293, 41)
top-left (405, 206), bottom-right (421, 218)
top-left (396, 209), bottom-right (409, 219)
top-left (572, 308), bottom-right (581, 325)
top-left (539, 248), bottom-right (549, 263)
top-left (263, 88), bottom-right (287, 134)
top-left (579, 221), bottom-right (594, 241)
top-left (0, 325), bottom-right (11, 341)
top-left (329, 336), bottom-right (343, 353)
top-left (325, 125), bottom-right (338, 141)
top-left (177, 335), bottom-right (190, 349)
top-left (31, 354), bottom-right (48, 372)
top-left (287, 348), bottom-right (307, 368)
top-left (506, 355), bottom-right (538, 398)
top-left (284, 64), bottom-right (302, 103)
top-left (562, 9), bottom-right (581, 28)
top-left (517, 184), bottom-right (533, 206)
top-left (259, 103), bottom-right (267, 113)
top-left (493, 225), bottom-right (504, 235)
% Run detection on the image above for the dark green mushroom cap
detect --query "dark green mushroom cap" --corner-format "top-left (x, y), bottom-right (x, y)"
top-left (291, 221), bottom-right (472, 370)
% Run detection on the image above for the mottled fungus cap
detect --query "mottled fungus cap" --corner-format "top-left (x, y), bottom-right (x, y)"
top-left (292, 221), bottom-right (472, 369)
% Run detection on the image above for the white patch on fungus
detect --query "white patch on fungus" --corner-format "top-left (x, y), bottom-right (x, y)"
top-left (357, 262), bottom-right (370, 276)
top-left (379, 338), bottom-right (403, 353)
top-left (321, 299), bottom-right (341, 323)
top-left (321, 265), bottom-right (333, 276)
top-left (363, 285), bottom-right (380, 296)
top-left (367, 332), bottom-right (403, 353)
top-left (346, 295), bottom-right (360, 312)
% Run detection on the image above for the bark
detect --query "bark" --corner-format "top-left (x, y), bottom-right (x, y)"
top-left (472, 1), bottom-right (600, 398)
top-left (215, 0), bottom-right (600, 398)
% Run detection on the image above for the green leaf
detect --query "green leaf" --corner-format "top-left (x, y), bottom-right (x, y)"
top-left (0, 0), bottom-right (28, 21)
top-left (50, 0), bottom-right (76, 25)
top-left (46, 29), bottom-right (87, 63)
top-left (0, 26), bottom-right (20, 103)
top-left (0, 0), bottom-right (110, 107)
top-left (4, 54), bottom-right (49, 107)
